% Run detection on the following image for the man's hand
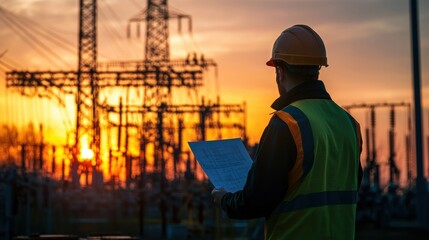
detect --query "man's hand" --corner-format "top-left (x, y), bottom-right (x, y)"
top-left (211, 188), bottom-right (227, 208)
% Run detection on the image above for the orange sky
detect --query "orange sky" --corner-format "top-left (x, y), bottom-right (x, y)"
top-left (0, 0), bottom-right (429, 185)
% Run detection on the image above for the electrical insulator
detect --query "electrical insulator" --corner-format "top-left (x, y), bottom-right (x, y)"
top-left (137, 22), bottom-right (140, 38)
top-left (126, 23), bottom-right (131, 38)
top-left (390, 107), bottom-right (395, 127)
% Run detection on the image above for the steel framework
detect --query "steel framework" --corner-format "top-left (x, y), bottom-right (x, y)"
top-left (5, 1), bottom-right (243, 193)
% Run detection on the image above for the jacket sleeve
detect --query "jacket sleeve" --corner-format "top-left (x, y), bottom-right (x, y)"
top-left (220, 116), bottom-right (297, 219)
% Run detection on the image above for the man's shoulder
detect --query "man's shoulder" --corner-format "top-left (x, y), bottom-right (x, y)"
top-left (268, 113), bottom-right (289, 129)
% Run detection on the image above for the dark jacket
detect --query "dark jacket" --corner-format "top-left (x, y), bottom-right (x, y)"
top-left (221, 80), bottom-right (363, 219)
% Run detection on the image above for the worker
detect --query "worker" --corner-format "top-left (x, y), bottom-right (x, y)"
top-left (211, 24), bottom-right (363, 239)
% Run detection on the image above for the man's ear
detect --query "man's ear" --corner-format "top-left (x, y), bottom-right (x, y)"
top-left (280, 67), bottom-right (285, 82)
top-left (277, 66), bottom-right (285, 84)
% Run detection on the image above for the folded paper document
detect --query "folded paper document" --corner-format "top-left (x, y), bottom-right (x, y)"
top-left (188, 138), bottom-right (253, 193)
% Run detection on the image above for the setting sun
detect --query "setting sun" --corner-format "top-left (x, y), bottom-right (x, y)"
top-left (80, 147), bottom-right (94, 160)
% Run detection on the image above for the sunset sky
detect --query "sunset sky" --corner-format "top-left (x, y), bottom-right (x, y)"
top-left (0, 0), bottom-right (428, 183)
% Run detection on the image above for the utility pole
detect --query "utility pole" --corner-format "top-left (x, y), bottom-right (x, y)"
top-left (410, 0), bottom-right (428, 228)
top-left (370, 107), bottom-right (379, 191)
top-left (406, 107), bottom-right (413, 185)
top-left (427, 110), bottom-right (429, 179)
top-left (388, 107), bottom-right (399, 187)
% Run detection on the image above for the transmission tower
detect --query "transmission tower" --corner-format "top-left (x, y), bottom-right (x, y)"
top-left (145, 0), bottom-right (169, 62)
top-left (7, 0), bottom-right (102, 187)
top-left (5, 0), bottom-right (247, 195)
top-left (5, 0), bottom-right (213, 187)
top-left (4, 0), bottom-right (246, 236)
top-left (5, 0), bottom-right (237, 185)
top-left (116, 1), bottom-right (246, 236)
top-left (76, 0), bottom-right (101, 184)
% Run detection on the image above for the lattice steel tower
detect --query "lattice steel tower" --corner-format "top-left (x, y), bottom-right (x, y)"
top-left (145, 0), bottom-right (169, 62)
top-left (76, 0), bottom-right (100, 172)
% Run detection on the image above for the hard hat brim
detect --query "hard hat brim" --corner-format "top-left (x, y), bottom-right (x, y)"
top-left (266, 59), bottom-right (275, 67)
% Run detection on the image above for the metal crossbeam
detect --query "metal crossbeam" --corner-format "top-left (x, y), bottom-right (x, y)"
top-left (105, 103), bottom-right (244, 114)
top-left (6, 69), bottom-right (204, 89)
top-left (6, 58), bottom-right (215, 90)
top-left (97, 58), bottom-right (217, 71)
top-left (343, 102), bottom-right (410, 111)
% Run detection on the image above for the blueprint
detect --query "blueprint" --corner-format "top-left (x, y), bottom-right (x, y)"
top-left (188, 138), bottom-right (253, 193)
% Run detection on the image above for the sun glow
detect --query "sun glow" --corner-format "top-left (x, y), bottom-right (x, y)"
top-left (80, 137), bottom-right (94, 160)
top-left (81, 148), bottom-right (94, 160)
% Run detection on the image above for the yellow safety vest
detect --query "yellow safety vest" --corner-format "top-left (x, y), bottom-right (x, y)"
top-left (266, 99), bottom-right (361, 240)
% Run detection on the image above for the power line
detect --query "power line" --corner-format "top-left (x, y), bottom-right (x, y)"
top-left (4, 56), bottom-right (22, 69)
top-left (2, 6), bottom-right (117, 62)
top-left (0, 12), bottom-right (60, 68)
top-left (0, 60), bottom-right (15, 70)
top-left (0, 10), bottom-right (70, 68)
top-left (98, 7), bottom-right (125, 59)
top-left (0, 50), bottom-right (23, 69)
top-left (99, 0), bottom-right (142, 59)
top-left (102, 0), bottom-right (124, 24)
top-left (128, 0), bottom-right (144, 9)
top-left (3, 8), bottom-right (77, 55)
top-left (0, 50), bottom-right (7, 58)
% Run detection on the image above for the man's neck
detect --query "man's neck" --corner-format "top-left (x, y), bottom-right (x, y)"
top-left (285, 79), bottom-right (305, 92)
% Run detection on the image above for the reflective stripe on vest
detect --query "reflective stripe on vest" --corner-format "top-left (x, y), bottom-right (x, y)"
top-left (274, 190), bottom-right (358, 214)
top-left (346, 112), bottom-right (363, 154)
top-left (275, 105), bottom-right (314, 195)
